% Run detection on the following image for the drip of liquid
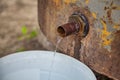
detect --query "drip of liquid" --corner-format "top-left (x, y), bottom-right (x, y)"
top-left (54, 38), bottom-right (63, 54)
top-left (48, 37), bottom-right (63, 80)
top-left (66, 37), bottom-right (68, 53)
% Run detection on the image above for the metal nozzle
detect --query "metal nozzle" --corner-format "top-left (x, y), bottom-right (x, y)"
top-left (57, 12), bottom-right (89, 37)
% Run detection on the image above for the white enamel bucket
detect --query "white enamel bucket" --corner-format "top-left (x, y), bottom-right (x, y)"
top-left (0, 51), bottom-right (96, 80)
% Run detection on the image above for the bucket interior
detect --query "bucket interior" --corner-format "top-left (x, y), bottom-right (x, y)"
top-left (0, 51), bottom-right (96, 80)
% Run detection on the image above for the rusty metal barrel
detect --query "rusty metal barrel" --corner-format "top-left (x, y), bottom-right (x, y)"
top-left (38, 0), bottom-right (120, 80)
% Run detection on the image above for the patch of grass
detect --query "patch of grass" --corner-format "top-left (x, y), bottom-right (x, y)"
top-left (29, 30), bottom-right (38, 39)
top-left (21, 26), bottom-right (28, 35)
top-left (18, 26), bottom-right (38, 40)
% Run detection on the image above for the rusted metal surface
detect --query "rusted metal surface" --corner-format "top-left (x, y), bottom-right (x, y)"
top-left (38, 0), bottom-right (120, 79)
top-left (57, 22), bottom-right (78, 37)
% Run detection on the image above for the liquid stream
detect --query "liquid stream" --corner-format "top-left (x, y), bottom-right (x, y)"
top-left (48, 38), bottom-right (63, 80)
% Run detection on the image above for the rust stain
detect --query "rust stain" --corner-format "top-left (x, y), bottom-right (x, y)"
top-left (64, 0), bottom-right (77, 4)
top-left (108, 2), bottom-right (120, 10)
top-left (102, 39), bottom-right (112, 46)
top-left (53, 0), bottom-right (60, 6)
top-left (104, 7), bottom-right (112, 23)
top-left (53, 0), bottom-right (77, 7)
top-left (104, 6), bottom-right (109, 10)
top-left (112, 5), bottom-right (120, 10)
top-left (110, 1), bottom-right (113, 6)
top-left (53, 0), bottom-right (76, 5)
top-left (92, 12), bottom-right (97, 19)
top-left (104, 2), bottom-right (120, 24)
top-left (85, 0), bottom-right (89, 4)
top-left (113, 25), bottom-right (120, 30)
top-left (107, 9), bottom-right (113, 23)
top-left (100, 20), bottom-right (112, 46)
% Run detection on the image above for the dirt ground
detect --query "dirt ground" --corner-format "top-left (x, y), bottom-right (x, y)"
top-left (0, 0), bottom-right (46, 56)
top-left (0, 0), bottom-right (113, 80)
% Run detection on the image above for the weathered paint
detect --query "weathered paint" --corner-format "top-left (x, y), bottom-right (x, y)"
top-left (112, 4), bottom-right (120, 10)
top-left (38, 0), bottom-right (120, 79)
top-left (53, 0), bottom-right (76, 5)
top-left (100, 20), bottom-right (112, 47)
top-left (53, 0), bottom-right (59, 5)
top-left (85, 0), bottom-right (89, 4)
top-left (113, 25), bottom-right (120, 30)
top-left (64, 0), bottom-right (76, 4)
top-left (92, 12), bottom-right (97, 19)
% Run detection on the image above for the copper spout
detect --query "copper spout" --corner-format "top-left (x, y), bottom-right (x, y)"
top-left (57, 22), bottom-right (80, 37)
